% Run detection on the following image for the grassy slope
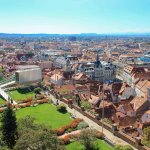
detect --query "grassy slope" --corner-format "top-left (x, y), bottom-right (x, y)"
top-left (16, 103), bottom-right (72, 129)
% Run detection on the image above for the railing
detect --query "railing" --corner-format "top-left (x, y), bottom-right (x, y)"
top-left (0, 74), bottom-right (15, 85)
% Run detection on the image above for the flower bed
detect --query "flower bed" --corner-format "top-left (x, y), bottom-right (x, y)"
top-left (54, 118), bottom-right (83, 136)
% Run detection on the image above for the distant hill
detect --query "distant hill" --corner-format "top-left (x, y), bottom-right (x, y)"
top-left (0, 33), bottom-right (150, 37)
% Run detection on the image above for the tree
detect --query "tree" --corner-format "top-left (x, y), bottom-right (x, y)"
top-left (0, 136), bottom-right (9, 150)
top-left (75, 94), bottom-right (81, 106)
top-left (141, 127), bottom-right (150, 148)
top-left (34, 87), bottom-right (42, 94)
top-left (74, 128), bottom-right (99, 150)
top-left (1, 106), bottom-right (18, 149)
top-left (114, 144), bottom-right (134, 150)
top-left (15, 128), bottom-right (64, 150)
top-left (16, 116), bottom-right (64, 150)
top-left (57, 104), bottom-right (67, 113)
top-left (81, 101), bottom-right (92, 110)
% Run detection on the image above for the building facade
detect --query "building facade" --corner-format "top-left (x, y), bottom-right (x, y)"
top-left (76, 53), bottom-right (116, 82)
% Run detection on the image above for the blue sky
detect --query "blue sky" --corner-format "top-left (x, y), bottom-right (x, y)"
top-left (0, 0), bottom-right (150, 34)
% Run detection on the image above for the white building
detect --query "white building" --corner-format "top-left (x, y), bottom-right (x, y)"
top-left (15, 65), bottom-right (42, 84)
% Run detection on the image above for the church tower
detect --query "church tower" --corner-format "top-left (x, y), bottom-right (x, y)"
top-left (65, 58), bottom-right (71, 72)
top-left (94, 51), bottom-right (103, 82)
top-left (95, 51), bottom-right (102, 68)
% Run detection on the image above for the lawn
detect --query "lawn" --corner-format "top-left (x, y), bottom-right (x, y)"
top-left (9, 88), bottom-right (35, 101)
top-left (66, 139), bottom-right (114, 150)
top-left (16, 103), bottom-right (72, 129)
top-left (0, 96), bottom-right (6, 105)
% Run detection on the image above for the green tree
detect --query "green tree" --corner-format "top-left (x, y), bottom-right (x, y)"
top-left (74, 128), bottom-right (99, 150)
top-left (81, 101), bottom-right (92, 110)
top-left (34, 87), bottom-right (42, 94)
top-left (0, 136), bottom-right (9, 150)
top-left (141, 127), bottom-right (150, 148)
top-left (76, 94), bottom-right (81, 106)
top-left (1, 106), bottom-right (18, 149)
top-left (16, 116), bottom-right (64, 150)
top-left (57, 104), bottom-right (67, 113)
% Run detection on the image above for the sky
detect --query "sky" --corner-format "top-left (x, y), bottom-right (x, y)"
top-left (0, 0), bottom-right (150, 34)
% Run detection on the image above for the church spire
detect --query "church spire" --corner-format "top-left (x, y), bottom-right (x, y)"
top-left (96, 51), bottom-right (99, 62)
top-left (95, 51), bottom-right (102, 68)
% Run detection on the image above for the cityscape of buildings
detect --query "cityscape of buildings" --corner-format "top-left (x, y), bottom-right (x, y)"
top-left (0, 34), bottom-right (150, 149)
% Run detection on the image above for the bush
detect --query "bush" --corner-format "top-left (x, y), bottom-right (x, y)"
top-left (62, 135), bottom-right (71, 145)
top-left (69, 118), bottom-right (83, 129)
top-left (34, 87), bottom-right (42, 94)
top-left (57, 104), bottom-right (67, 113)
top-left (77, 121), bottom-right (89, 130)
top-left (55, 128), bottom-right (66, 136)
top-left (54, 118), bottom-right (83, 135)
top-left (81, 101), bottom-right (92, 110)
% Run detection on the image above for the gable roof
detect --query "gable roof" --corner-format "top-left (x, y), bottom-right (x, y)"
top-left (136, 79), bottom-right (150, 93)
top-left (51, 73), bottom-right (63, 81)
top-left (130, 96), bottom-right (147, 112)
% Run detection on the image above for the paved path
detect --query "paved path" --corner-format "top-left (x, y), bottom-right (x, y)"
top-left (59, 130), bottom-right (81, 139)
top-left (49, 94), bottom-right (137, 150)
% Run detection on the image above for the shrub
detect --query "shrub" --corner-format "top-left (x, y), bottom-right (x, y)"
top-left (55, 128), bottom-right (66, 136)
top-left (34, 87), bottom-right (42, 94)
top-left (77, 121), bottom-right (89, 130)
top-left (62, 135), bottom-right (71, 145)
top-left (69, 118), bottom-right (83, 129)
top-left (81, 101), bottom-right (92, 110)
top-left (55, 118), bottom-right (83, 135)
top-left (57, 104), bottom-right (67, 113)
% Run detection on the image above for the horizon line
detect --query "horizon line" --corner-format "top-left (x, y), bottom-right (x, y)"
top-left (0, 31), bottom-right (150, 35)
